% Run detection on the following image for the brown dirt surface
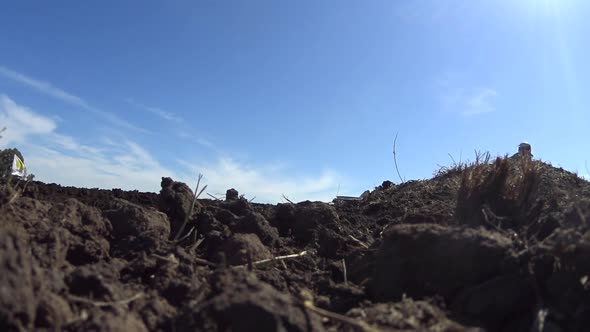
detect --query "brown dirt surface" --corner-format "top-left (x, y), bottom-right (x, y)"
top-left (1, 157), bottom-right (590, 331)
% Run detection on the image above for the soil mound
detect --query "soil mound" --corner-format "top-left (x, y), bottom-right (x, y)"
top-left (1, 157), bottom-right (589, 331)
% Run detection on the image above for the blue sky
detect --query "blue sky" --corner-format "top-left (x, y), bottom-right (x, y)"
top-left (0, 0), bottom-right (588, 202)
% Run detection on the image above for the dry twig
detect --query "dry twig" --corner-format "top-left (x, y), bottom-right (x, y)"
top-left (342, 258), bottom-right (348, 285)
top-left (188, 237), bottom-right (205, 252)
top-left (174, 174), bottom-right (207, 242)
top-left (206, 193), bottom-right (222, 201)
top-left (235, 251), bottom-right (307, 268)
top-left (174, 226), bottom-right (197, 244)
top-left (194, 257), bottom-right (219, 267)
top-left (153, 253), bottom-right (179, 266)
top-left (281, 194), bottom-right (294, 204)
top-left (349, 235), bottom-right (369, 249)
top-left (393, 132), bottom-right (404, 183)
top-left (303, 299), bottom-right (379, 332)
top-left (68, 293), bottom-right (143, 308)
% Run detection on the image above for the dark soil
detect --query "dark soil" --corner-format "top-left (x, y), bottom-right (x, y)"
top-left (1, 158), bottom-right (590, 331)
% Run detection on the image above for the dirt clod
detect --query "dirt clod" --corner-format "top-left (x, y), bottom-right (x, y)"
top-left (177, 268), bottom-right (325, 332)
top-left (159, 177), bottom-right (199, 237)
top-left (105, 199), bottom-right (170, 240)
top-left (218, 233), bottom-right (273, 266)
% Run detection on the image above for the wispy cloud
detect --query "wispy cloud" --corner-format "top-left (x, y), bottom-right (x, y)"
top-left (0, 94), bottom-right (56, 147)
top-left (2, 95), bottom-right (340, 202)
top-left (437, 74), bottom-right (498, 115)
top-left (0, 66), bottom-right (90, 109)
top-left (0, 94), bottom-right (172, 190)
top-left (0, 66), bottom-right (148, 133)
top-left (124, 98), bottom-right (182, 122)
top-left (124, 98), bottom-right (217, 150)
top-left (178, 131), bottom-right (220, 152)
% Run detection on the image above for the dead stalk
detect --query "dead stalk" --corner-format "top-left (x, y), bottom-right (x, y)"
top-left (342, 259), bottom-right (348, 285)
top-left (280, 260), bottom-right (288, 270)
top-left (235, 250), bottom-right (307, 268)
top-left (281, 194), bottom-right (294, 204)
top-left (181, 251), bottom-right (307, 269)
top-left (194, 257), bottom-right (219, 267)
top-left (153, 253), bottom-right (179, 266)
top-left (206, 193), bottom-right (221, 201)
top-left (174, 174), bottom-right (206, 242)
top-left (393, 132), bottom-right (404, 183)
top-left (188, 237), bottom-right (205, 252)
top-left (303, 300), bottom-right (379, 332)
top-left (349, 235), bottom-right (369, 249)
top-left (175, 226), bottom-right (197, 244)
top-left (68, 293), bottom-right (143, 308)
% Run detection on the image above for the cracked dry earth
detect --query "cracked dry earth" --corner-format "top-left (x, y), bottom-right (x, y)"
top-left (1, 157), bottom-right (590, 331)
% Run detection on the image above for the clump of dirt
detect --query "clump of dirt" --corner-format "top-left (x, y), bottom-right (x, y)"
top-left (177, 268), bottom-right (326, 332)
top-left (217, 233), bottom-right (272, 266)
top-left (159, 177), bottom-right (200, 237)
top-left (0, 227), bottom-right (39, 331)
top-left (369, 223), bottom-right (521, 300)
top-left (1, 156), bottom-right (589, 331)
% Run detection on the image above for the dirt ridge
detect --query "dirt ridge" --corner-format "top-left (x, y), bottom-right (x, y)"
top-left (1, 158), bottom-right (589, 331)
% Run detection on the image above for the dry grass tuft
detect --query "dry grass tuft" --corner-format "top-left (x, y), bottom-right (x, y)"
top-left (456, 153), bottom-right (543, 232)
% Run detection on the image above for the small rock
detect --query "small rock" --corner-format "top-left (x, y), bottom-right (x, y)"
top-left (226, 188), bottom-right (239, 201)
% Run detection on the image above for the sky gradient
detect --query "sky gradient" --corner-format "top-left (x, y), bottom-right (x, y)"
top-left (0, 0), bottom-right (588, 202)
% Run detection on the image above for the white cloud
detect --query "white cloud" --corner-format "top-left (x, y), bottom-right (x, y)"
top-left (1, 95), bottom-right (341, 203)
top-left (0, 95), bottom-right (168, 191)
top-left (0, 66), bottom-right (148, 133)
top-left (27, 146), bottom-right (342, 202)
top-left (178, 157), bottom-right (342, 203)
top-left (25, 144), bottom-right (176, 193)
top-left (437, 74), bottom-right (498, 115)
top-left (0, 94), bottom-right (56, 147)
